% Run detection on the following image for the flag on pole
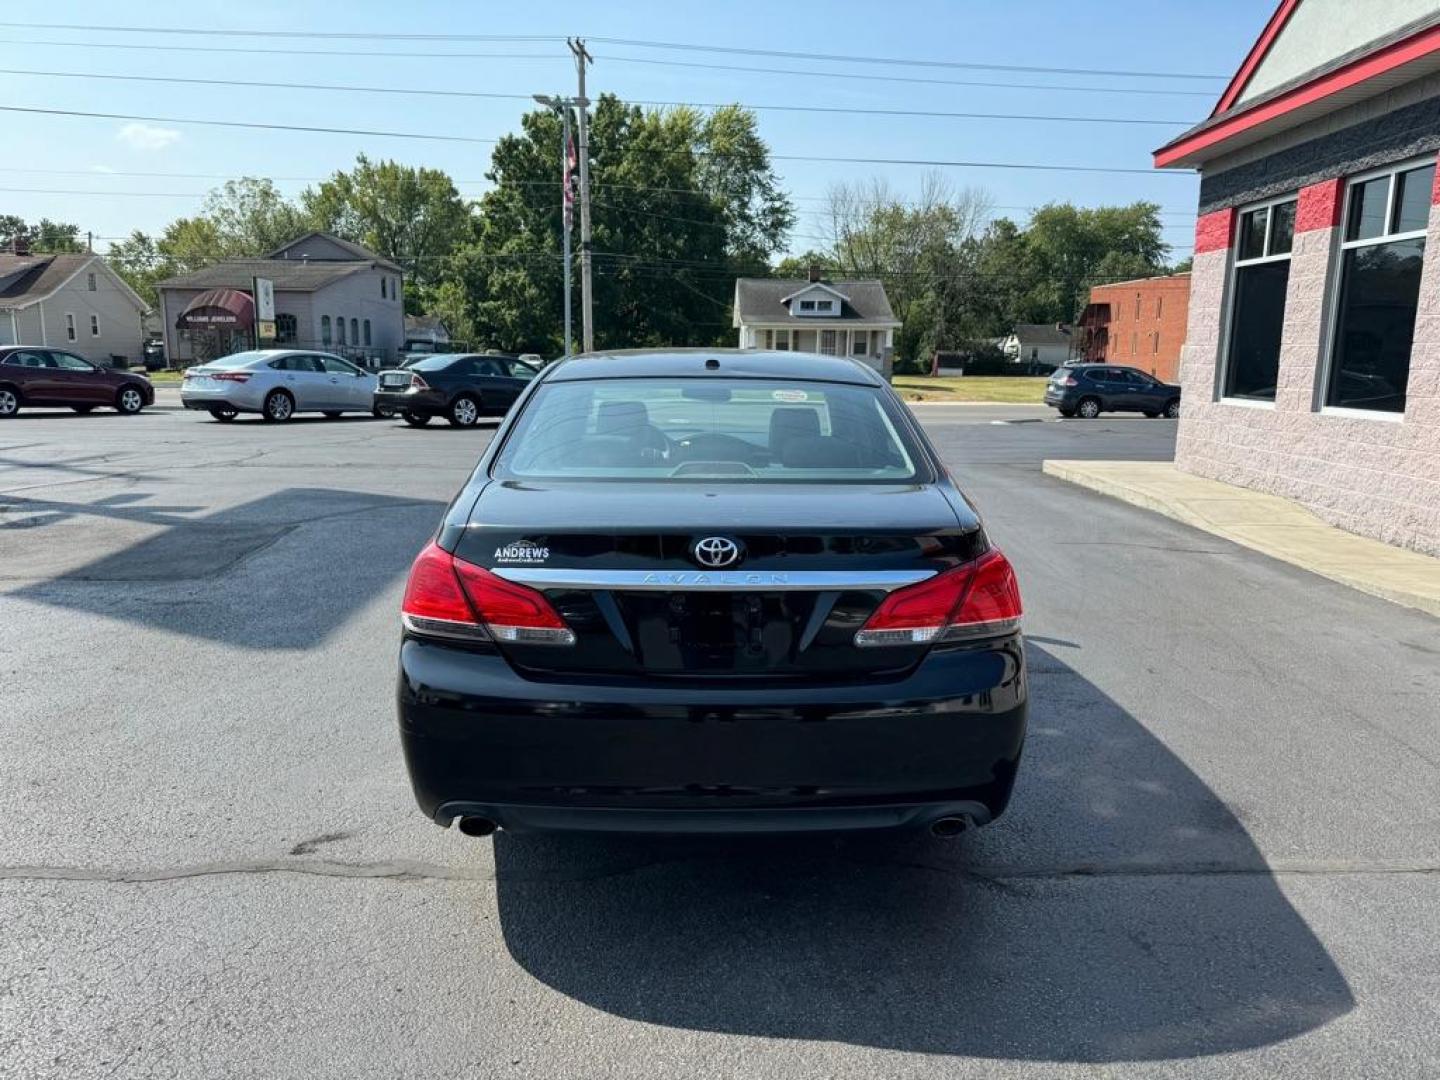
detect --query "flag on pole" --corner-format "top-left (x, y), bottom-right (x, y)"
top-left (563, 129), bottom-right (577, 231)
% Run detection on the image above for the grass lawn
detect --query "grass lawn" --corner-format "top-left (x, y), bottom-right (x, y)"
top-left (891, 375), bottom-right (1048, 404)
top-left (145, 371), bottom-right (185, 386)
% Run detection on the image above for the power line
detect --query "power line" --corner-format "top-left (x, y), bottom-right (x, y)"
top-left (0, 104), bottom-right (1195, 174)
top-left (0, 68), bottom-right (1197, 127)
top-left (0, 36), bottom-right (561, 62)
top-left (0, 21), bottom-right (1226, 80)
top-left (596, 53), bottom-right (1217, 98)
top-left (0, 36), bottom-right (1219, 99)
top-left (0, 21), bottom-right (562, 43)
top-left (585, 36), bottom-right (1227, 81)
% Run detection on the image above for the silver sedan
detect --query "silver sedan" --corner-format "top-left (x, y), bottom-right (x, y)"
top-left (180, 349), bottom-right (381, 422)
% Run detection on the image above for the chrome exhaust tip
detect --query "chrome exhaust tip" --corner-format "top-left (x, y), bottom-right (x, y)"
top-left (930, 815), bottom-right (973, 839)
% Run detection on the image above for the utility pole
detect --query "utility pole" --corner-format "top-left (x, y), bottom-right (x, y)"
top-left (534, 94), bottom-right (575, 356)
top-left (568, 37), bottom-right (594, 353)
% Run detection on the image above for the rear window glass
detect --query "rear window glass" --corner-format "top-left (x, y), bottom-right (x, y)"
top-left (208, 352), bottom-right (268, 370)
top-left (408, 355), bottom-right (462, 372)
top-left (493, 378), bottom-right (926, 484)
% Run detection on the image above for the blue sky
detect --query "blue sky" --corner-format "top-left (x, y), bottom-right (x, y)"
top-left (0, 1), bottom-right (1274, 259)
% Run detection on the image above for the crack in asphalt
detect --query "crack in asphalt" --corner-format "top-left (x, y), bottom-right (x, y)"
top-left (2, 857), bottom-right (1438, 887)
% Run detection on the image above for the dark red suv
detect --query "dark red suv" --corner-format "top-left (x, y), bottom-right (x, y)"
top-left (0, 346), bottom-right (154, 417)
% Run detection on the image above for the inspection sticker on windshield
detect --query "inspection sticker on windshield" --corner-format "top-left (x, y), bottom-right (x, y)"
top-left (772, 389), bottom-right (809, 402)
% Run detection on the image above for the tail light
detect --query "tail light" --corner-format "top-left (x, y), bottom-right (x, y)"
top-left (410, 373), bottom-right (429, 390)
top-left (213, 371), bottom-right (252, 383)
top-left (1059, 375), bottom-right (1077, 387)
top-left (854, 549), bottom-right (1022, 648)
top-left (401, 542), bottom-right (574, 646)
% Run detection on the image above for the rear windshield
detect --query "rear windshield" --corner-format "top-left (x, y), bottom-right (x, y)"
top-left (407, 355), bottom-right (464, 372)
top-left (206, 352), bottom-right (268, 370)
top-left (493, 378), bottom-right (927, 483)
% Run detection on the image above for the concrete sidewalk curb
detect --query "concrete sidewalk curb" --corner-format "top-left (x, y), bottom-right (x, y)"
top-left (1043, 459), bottom-right (1440, 618)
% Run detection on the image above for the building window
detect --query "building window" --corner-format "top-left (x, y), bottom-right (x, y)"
top-left (799, 300), bottom-right (815, 312)
top-left (275, 313), bottom-right (297, 344)
top-left (90, 314), bottom-right (100, 337)
top-left (774, 329), bottom-right (790, 351)
top-left (1156, 296), bottom-right (1163, 320)
top-left (321, 315), bottom-right (332, 346)
top-left (65, 312), bottom-right (76, 341)
top-left (1325, 159), bottom-right (1434, 414)
top-left (1152, 331), bottom-right (1159, 355)
top-left (816, 300), bottom-right (833, 312)
top-left (336, 316), bottom-right (346, 346)
top-left (87, 272), bottom-right (97, 291)
top-left (820, 329), bottom-right (837, 355)
top-left (852, 330), bottom-right (868, 356)
top-left (381, 277), bottom-right (387, 299)
top-left (363, 319), bottom-right (372, 346)
top-left (350, 317), bottom-right (359, 345)
top-left (1223, 196), bottom-right (1296, 402)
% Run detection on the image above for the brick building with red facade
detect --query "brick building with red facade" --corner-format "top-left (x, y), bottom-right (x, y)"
top-left (1078, 273), bottom-right (1191, 382)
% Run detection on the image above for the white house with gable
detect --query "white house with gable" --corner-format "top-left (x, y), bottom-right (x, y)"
top-left (733, 269), bottom-right (900, 372)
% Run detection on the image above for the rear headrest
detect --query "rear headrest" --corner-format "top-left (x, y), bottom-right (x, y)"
top-left (768, 407), bottom-right (821, 451)
top-left (780, 435), bottom-right (864, 469)
top-left (596, 400), bottom-right (650, 434)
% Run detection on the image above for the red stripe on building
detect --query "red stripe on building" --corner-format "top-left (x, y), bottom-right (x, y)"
top-left (1195, 208), bottom-right (1235, 254)
top-left (1156, 23), bottom-right (1440, 169)
top-left (1297, 179), bottom-right (1345, 232)
top-left (1211, 0), bottom-right (1303, 118)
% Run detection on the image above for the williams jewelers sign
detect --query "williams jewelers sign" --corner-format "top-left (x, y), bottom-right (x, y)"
top-left (175, 288), bottom-right (255, 329)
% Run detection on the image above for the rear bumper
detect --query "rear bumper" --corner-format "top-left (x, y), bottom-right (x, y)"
top-left (398, 637), bottom-right (1027, 833)
top-left (374, 389), bottom-right (443, 414)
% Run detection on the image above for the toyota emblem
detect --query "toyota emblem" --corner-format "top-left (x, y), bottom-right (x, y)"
top-left (692, 536), bottom-right (743, 569)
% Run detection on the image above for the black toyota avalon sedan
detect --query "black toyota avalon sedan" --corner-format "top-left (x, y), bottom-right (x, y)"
top-left (397, 350), bottom-right (1026, 838)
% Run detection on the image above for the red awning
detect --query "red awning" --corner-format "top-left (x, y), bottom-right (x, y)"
top-left (176, 288), bottom-right (254, 329)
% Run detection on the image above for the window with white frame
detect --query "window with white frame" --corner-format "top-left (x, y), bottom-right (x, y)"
top-left (820, 329), bottom-right (837, 355)
top-left (90, 314), bottom-right (100, 337)
top-left (852, 330), bottom-right (868, 356)
top-left (321, 315), bottom-right (332, 346)
top-left (65, 312), bottom-right (76, 341)
top-left (1325, 158), bottom-right (1435, 414)
top-left (815, 299), bottom-right (833, 312)
top-left (87, 272), bottom-right (97, 291)
top-left (336, 316), bottom-right (346, 346)
top-left (799, 300), bottom-right (816, 312)
top-left (774, 329), bottom-right (790, 351)
top-left (1223, 195), bottom-right (1296, 401)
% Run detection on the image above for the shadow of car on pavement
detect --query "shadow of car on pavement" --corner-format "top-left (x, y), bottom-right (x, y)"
top-left (491, 642), bottom-right (1352, 1063)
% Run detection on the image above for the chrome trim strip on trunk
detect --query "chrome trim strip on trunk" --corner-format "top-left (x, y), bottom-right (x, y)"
top-left (488, 568), bottom-right (936, 592)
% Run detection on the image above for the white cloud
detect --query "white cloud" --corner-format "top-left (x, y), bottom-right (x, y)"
top-left (115, 123), bottom-right (181, 151)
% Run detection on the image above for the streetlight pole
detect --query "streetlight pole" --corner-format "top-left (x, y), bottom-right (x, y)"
top-left (533, 94), bottom-right (575, 357)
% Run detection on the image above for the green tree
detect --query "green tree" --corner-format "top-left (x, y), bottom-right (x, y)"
top-left (200, 178), bottom-right (308, 254)
top-left (302, 154), bottom-right (472, 289)
top-left (0, 215), bottom-right (85, 253)
top-left (1023, 202), bottom-right (1170, 322)
top-left (821, 174), bottom-right (990, 366)
top-left (456, 95), bottom-right (793, 354)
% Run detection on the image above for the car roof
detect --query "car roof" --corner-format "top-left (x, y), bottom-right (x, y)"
top-left (547, 348), bottom-right (884, 386)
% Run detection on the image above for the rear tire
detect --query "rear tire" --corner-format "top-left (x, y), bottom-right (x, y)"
top-left (262, 389), bottom-right (294, 422)
top-left (447, 394), bottom-right (481, 428)
top-left (1143, 410), bottom-right (1159, 418)
top-left (209, 407), bottom-right (237, 423)
top-left (0, 387), bottom-right (21, 417)
top-left (372, 405), bottom-right (395, 419)
top-left (71, 405), bottom-right (96, 414)
top-left (1058, 407), bottom-right (1075, 418)
top-left (1076, 397), bottom-right (1101, 419)
top-left (1164, 398), bottom-right (1181, 419)
top-left (402, 411), bottom-right (431, 427)
top-left (116, 386), bottom-right (145, 415)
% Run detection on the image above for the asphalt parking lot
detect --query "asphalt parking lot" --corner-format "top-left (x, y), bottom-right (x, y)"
top-left (3, 402), bottom-right (1438, 1079)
